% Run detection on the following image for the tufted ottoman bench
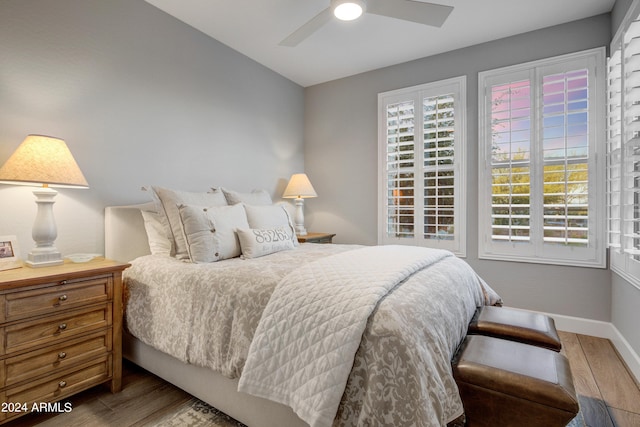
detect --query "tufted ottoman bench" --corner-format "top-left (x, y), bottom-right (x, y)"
top-left (452, 335), bottom-right (579, 427)
top-left (468, 306), bottom-right (562, 351)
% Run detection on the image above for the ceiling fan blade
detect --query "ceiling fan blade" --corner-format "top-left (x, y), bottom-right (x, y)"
top-left (367, 0), bottom-right (453, 27)
top-left (279, 7), bottom-right (333, 47)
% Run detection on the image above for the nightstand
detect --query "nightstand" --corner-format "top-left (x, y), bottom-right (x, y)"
top-left (297, 232), bottom-right (336, 244)
top-left (0, 258), bottom-right (129, 424)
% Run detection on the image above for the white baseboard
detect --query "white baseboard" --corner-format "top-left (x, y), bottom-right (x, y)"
top-left (503, 306), bottom-right (640, 384)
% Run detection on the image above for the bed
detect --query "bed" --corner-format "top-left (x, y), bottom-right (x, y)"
top-left (105, 193), bottom-right (500, 427)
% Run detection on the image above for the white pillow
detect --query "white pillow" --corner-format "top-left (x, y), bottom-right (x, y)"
top-left (178, 203), bottom-right (249, 263)
top-left (220, 188), bottom-right (273, 205)
top-left (152, 186), bottom-right (228, 260)
top-left (140, 210), bottom-right (173, 256)
top-left (243, 204), bottom-right (298, 246)
top-left (237, 227), bottom-right (295, 259)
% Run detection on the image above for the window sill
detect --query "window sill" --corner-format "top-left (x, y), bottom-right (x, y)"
top-left (478, 252), bottom-right (606, 269)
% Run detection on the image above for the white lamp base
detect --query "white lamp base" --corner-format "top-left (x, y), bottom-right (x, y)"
top-left (25, 250), bottom-right (63, 268)
top-left (293, 197), bottom-right (308, 236)
top-left (26, 187), bottom-right (63, 268)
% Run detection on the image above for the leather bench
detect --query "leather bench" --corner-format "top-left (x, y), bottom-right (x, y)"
top-left (468, 305), bottom-right (562, 351)
top-left (452, 335), bottom-right (579, 427)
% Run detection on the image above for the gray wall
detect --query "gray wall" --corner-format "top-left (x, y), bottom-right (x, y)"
top-left (612, 274), bottom-right (640, 357)
top-left (304, 15), bottom-right (612, 320)
top-left (612, 0), bottom-right (635, 37)
top-left (0, 0), bottom-right (304, 255)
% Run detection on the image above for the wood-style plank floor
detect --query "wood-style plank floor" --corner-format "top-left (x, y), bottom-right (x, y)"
top-left (559, 332), bottom-right (640, 427)
top-left (3, 333), bottom-right (640, 426)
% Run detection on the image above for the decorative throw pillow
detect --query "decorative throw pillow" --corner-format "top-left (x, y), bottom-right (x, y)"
top-left (243, 204), bottom-right (298, 246)
top-left (140, 209), bottom-right (173, 256)
top-left (152, 186), bottom-right (228, 260)
top-left (178, 203), bottom-right (249, 263)
top-left (237, 227), bottom-right (295, 259)
top-left (219, 188), bottom-right (273, 205)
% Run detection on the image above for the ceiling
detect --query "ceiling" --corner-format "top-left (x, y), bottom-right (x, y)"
top-left (145, 0), bottom-right (615, 87)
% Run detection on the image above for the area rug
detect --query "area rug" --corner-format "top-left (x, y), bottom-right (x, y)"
top-left (567, 411), bottom-right (586, 427)
top-left (150, 398), bottom-right (246, 427)
top-left (151, 397), bottom-right (585, 427)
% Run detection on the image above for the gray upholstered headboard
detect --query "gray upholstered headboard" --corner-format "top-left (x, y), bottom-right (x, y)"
top-left (104, 203), bottom-right (153, 262)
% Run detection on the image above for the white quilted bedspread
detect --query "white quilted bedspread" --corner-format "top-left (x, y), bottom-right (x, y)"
top-left (238, 245), bottom-right (452, 427)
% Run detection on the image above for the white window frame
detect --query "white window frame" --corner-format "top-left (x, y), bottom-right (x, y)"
top-left (608, 0), bottom-right (640, 290)
top-left (377, 76), bottom-right (466, 256)
top-left (478, 48), bottom-right (606, 268)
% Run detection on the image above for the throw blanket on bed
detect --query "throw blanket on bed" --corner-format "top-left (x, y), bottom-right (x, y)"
top-left (238, 245), bottom-right (452, 427)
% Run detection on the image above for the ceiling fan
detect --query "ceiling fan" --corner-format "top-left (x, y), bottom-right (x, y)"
top-left (279, 0), bottom-right (454, 47)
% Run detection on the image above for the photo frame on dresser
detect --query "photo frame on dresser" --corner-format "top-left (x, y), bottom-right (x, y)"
top-left (0, 235), bottom-right (21, 271)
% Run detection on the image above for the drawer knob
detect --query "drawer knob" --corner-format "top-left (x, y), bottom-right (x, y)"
top-left (59, 294), bottom-right (68, 302)
top-left (58, 323), bottom-right (67, 331)
top-left (60, 280), bottom-right (67, 285)
top-left (58, 352), bottom-right (67, 359)
top-left (58, 380), bottom-right (67, 388)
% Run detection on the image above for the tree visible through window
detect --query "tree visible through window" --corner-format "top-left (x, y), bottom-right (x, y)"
top-left (490, 80), bottom-right (532, 242)
top-left (541, 70), bottom-right (590, 246)
top-left (385, 100), bottom-right (416, 238)
top-left (424, 94), bottom-right (456, 240)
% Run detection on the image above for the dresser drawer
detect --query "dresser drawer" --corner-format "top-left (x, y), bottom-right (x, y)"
top-left (1, 330), bottom-right (112, 387)
top-left (0, 355), bottom-right (111, 422)
top-left (2, 276), bottom-right (112, 323)
top-left (1, 305), bottom-right (112, 356)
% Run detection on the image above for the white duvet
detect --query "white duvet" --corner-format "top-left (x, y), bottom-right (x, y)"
top-left (123, 243), bottom-right (500, 426)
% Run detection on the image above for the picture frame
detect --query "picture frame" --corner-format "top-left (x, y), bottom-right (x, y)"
top-left (0, 235), bottom-right (22, 271)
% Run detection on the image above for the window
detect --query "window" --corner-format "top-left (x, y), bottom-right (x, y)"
top-left (478, 48), bottom-right (606, 267)
top-left (378, 77), bottom-right (466, 256)
top-left (609, 2), bottom-right (640, 287)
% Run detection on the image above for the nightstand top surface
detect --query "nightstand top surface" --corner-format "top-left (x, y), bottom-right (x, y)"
top-left (297, 232), bottom-right (336, 243)
top-left (301, 232), bottom-right (335, 238)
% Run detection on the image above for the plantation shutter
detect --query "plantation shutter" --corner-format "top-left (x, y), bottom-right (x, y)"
top-left (479, 48), bottom-right (605, 267)
top-left (608, 47), bottom-right (623, 266)
top-left (423, 94), bottom-right (456, 240)
top-left (541, 69), bottom-right (590, 246)
top-left (622, 19), bottom-right (640, 274)
top-left (489, 79), bottom-right (532, 243)
top-left (608, 2), bottom-right (640, 284)
top-left (385, 100), bottom-right (416, 239)
top-left (378, 77), bottom-right (466, 255)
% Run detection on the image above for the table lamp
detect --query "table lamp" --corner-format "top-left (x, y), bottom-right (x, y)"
top-left (282, 173), bottom-right (317, 236)
top-left (0, 135), bottom-right (89, 267)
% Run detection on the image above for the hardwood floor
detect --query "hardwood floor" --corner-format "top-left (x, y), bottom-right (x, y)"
top-left (2, 362), bottom-right (193, 427)
top-left (558, 332), bottom-right (640, 427)
top-left (3, 333), bottom-right (639, 426)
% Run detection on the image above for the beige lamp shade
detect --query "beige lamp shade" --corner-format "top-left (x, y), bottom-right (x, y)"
top-left (282, 173), bottom-right (317, 199)
top-left (0, 134), bottom-right (88, 188)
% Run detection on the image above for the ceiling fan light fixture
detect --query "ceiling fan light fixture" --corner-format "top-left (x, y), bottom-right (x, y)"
top-left (331, 0), bottom-right (365, 21)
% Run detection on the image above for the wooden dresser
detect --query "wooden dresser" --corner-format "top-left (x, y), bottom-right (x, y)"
top-left (0, 258), bottom-right (128, 423)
